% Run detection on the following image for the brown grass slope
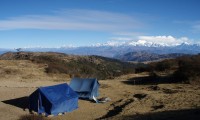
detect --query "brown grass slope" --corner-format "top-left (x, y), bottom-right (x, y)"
top-left (0, 52), bottom-right (137, 80)
top-left (0, 53), bottom-right (200, 120)
top-left (136, 54), bottom-right (200, 85)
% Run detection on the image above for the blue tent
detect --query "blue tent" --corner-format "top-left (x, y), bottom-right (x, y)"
top-left (29, 83), bottom-right (78, 116)
top-left (69, 78), bottom-right (100, 101)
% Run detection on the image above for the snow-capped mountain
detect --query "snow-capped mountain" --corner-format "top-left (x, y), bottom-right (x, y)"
top-left (1, 41), bottom-right (200, 59)
top-left (22, 43), bottom-right (200, 57)
top-left (93, 39), bottom-right (193, 48)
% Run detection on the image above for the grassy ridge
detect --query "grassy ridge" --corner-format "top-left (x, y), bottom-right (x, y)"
top-left (32, 54), bottom-right (136, 79)
top-left (0, 52), bottom-right (137, 80)
top-left (137, 55), bottom-right (200, 84)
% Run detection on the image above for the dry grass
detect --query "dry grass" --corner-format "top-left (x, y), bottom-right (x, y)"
top-left (1, 52), bottom-right (137, 80)
top-left (18, 115), bottom-right (50, 120)
top-left (0, 72), bottom-right (200, 120)
top-left (0, 60), bottom-right (70, 82)
top-left (0, 55), bottom-right (200, 120)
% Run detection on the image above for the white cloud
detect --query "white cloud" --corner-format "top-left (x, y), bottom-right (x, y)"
top-left (192, 21), bottom-right (200, 32)
top-left (174, 20), bottom-right (200, 33)
top-left (137, 35), bottom-right (191, 46)
top-left (110, 37), bottom-right (133, 41)
top-left (112, 31), bottom-right (143, 36)
top-left (110, 32), bottom-right (143, 42)
top-left (0, 9), bottom-right (142, 31)
top-left (101, 35), bottom-right (193, 47)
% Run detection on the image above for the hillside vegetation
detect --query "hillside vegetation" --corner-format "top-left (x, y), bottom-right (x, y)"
top-left (0, 52), bottom-right (137, 80)
top-left (0, 52), bottom-right (200, 120)
top-left (114, 51), bottom-right (188, 62)
top-left (1, 52), bottom-right (199, 84)
top-left (136, 54), bottom-right (200, 85)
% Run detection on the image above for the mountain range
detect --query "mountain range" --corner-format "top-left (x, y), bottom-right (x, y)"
top-left (0, 42), bottom-right (200, 62)
top-left (114, 51), bottom-right (189, 62)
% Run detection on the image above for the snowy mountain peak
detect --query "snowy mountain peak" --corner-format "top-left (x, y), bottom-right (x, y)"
top-left (93, 36), bottom-right (197, 47)
top-left (95, 40), bottom-right (186, 47)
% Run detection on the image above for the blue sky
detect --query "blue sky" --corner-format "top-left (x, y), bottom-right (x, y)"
top-left (0, 0), bottom-right (200, 48)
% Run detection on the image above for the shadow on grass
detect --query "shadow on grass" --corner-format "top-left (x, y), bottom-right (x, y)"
top-left (96, 99), bottom-right (134, 120)
top-left (2, 96), bottom-right (29, 110)
top-left (117, 108), bottom-right (200, 120)
top-left (18, 114), bottom-right (50, 120)
top-left (122, 75), bottom-right (178, 85)
top-left (78, 98), bottom-right (96, 103)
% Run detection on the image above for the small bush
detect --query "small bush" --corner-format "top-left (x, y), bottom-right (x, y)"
top-left (149, 71), bottom-right (158, 79)
top-left (45, 63), bottom-right (68, 74)
top-left (1, 52), bottom-right (137, 80)
top-left (173, 55), bottom-right (200, 84)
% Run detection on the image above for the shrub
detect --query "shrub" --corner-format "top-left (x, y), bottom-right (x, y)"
top-left (173, 55), bottom-right (200, 84)
top-left (149, 71), bottom-right (158, 79)
top-left (3, 52), bottom-right (137, 80)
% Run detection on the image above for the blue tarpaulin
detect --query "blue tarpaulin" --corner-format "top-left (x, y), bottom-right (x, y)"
top-left (29, 83), bottom-right (78, 116)
top-left (69, 78), bottom-right (100, 101)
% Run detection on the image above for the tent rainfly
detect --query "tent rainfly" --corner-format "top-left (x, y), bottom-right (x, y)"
top-left (29, 83), bottom-right (78, 116)
top-left (69, 78), bottom-right (100, 102)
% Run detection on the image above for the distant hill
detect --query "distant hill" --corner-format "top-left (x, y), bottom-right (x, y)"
top-left (1, 42), bottom-right (200, 59)
top-left (114, 51), bottom-right (189, 62)
top-left (19, 43), bottom-right (200, 58)
top-left (0, 48), bottom-right (13, 55)
top-left (0, 52), bottom-right (138, 80)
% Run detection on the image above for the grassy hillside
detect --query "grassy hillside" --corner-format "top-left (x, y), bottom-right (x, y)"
top-left (173, 55), bottom-right (200, 84)
top-left (0, 52), bottom-right (137, 80)
top-left (114, 51), bottom-right (187, 62)
top-left (136, 54), bottom-right (200, 85)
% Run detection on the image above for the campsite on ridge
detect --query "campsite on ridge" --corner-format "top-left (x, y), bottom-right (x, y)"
top-left (0, 51), bottom-right (200, 120)
top-left (0, 0), bottom-right (200, 119)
